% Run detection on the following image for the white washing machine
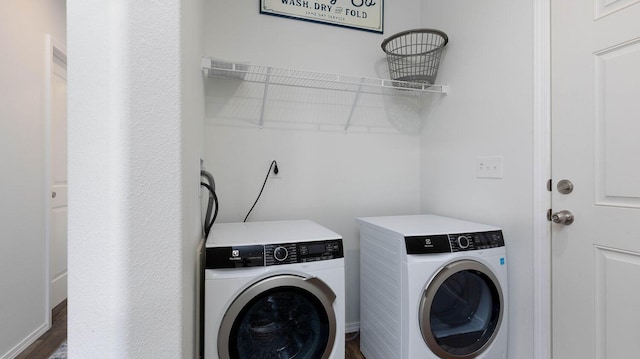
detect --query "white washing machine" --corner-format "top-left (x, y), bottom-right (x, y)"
top-left (204, 220), bottom-right (345, 359)
top-left (357, 215), bottom-right (508, 359)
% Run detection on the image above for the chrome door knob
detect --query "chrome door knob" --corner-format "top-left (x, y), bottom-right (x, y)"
top-left (552, 210), bottom-right (574, 225)
top-left (557, 179), bottom-right (574, 194)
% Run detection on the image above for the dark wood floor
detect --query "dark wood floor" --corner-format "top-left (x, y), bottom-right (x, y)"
top-left (16, 300), bottom-right (67, 359)
top-left (345, 332), bottom-right (365, 359)
top-left (16, 300), bottom-right (365, 359)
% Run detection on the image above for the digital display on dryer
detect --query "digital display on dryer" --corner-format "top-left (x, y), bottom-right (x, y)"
top-left (472, 230), bottom-right (505, 249)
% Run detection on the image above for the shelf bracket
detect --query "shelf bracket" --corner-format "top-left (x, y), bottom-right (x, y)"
top-left (344, 78), bottom-right (364, 132)
top-left (259, 67), bottom-right (272, 128)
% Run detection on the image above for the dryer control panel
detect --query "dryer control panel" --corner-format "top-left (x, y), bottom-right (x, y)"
top-left (405, 230), bottom-right (504, 254)
top-left (206, 239), bottom-right (343, 269)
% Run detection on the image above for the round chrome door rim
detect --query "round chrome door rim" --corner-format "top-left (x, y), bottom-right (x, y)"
top-left (418, 259), bottom-right (504, 359)
top-left (217, 274), bottom-right (337, 359)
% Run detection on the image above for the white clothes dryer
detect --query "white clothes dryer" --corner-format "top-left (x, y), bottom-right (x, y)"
top-left (357, 215), bottom-right (508, 359)
top-left (204, 220), bottom-right (345, 359)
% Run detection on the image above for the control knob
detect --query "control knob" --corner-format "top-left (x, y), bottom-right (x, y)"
top-left (457, 235), bottom-right (470, 249)
top-left (273, 246), bottom-right (288, 262)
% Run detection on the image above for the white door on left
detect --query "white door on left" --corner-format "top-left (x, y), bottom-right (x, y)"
top-left (49, 41), bottom-right (67, 309)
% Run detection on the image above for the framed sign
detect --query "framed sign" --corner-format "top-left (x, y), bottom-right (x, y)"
top-left (260, 0), bottom-right (384, 33)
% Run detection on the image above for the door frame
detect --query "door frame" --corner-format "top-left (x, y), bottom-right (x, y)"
top-left (44, 34), bottom-right (67, 317)
top-left (532, 0), bottom-right (552, 358)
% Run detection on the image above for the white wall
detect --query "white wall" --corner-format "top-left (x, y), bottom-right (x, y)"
top-left (0, 1), bottom-right (66, 357)
top-left (420, 1), bottom-right (535, 358)
top-left (204, 128), bottom-right (421, 327)
top-left (182, 0), bottom-right (206, 356)
top-left (203, 0), bottom-right (424, 327)
top-left (67, 0), bottom-right (204, 357)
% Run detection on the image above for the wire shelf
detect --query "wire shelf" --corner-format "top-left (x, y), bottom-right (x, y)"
top-left (201, 57), bottom-right (448, 132)
top-left (201, 58), bottom-right (448, 95)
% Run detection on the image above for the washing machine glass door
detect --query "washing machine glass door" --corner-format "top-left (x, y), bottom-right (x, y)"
top-left (419, 259), bottom-right (504, 359)
top-left (218, 274), bottom-right (337, 359)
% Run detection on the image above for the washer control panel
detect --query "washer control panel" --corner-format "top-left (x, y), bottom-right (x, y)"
top-left (207, 239), bottom-right (344, 269)
top-left (266, 239), bottom-right (343, 266)
top-left (265, 243), bottom-right (298, 265)
top-left (297, 239), bottom-right (343, 263)
top-left (405, 230), bottom-right (504, 254)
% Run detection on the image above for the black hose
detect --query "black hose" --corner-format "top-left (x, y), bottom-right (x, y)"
top-left (200, 182), bottom-right (218, 238)
top-left (201, 170), bottom-right (216, 230)
top-left (244, 160), bottom-right (278, 222)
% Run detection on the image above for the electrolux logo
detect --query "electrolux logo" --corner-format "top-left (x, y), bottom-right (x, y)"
top-left (424, 238), bottom-right (434, 248)
top-left (229, 249), bottom-right (242, 261)
top-left (230, 249), bottom-right (241, 261)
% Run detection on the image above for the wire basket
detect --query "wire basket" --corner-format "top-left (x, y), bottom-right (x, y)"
top-left (381, 29), bottom-right (448, 87)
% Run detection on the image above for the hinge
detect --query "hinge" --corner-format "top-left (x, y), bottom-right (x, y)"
top-left (547, 208), bottom-right (552, 221)
top-left (547, 179), bottom-right (552, 192)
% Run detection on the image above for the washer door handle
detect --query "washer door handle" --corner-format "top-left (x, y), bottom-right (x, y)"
top-left (304, 276), bottom-right (336, 303)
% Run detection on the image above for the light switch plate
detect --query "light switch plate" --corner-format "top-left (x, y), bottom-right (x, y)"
top-left (476, 156), bottom-right (504, 179)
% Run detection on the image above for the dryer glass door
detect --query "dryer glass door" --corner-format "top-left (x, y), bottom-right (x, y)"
top-left (419, 260), bottom-right (504, 358)
top-left (218, 275), bottom-right (337, 359)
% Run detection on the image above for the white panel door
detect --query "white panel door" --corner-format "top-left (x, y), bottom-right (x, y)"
top-left (50, 46), bottom-right (67, 309)
top-left (551, 1), bottom-right (640, 358)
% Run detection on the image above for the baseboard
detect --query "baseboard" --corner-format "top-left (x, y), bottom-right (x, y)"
top-left (0, 321), bottom-right (49, 359)
top-left (51, 271), bottom-right (68, 309)
top-left (345, 321), bottom-right (360, 334)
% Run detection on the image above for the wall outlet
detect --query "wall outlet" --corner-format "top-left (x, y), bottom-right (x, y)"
top-left (476, 156), bottom-right (504, 179)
